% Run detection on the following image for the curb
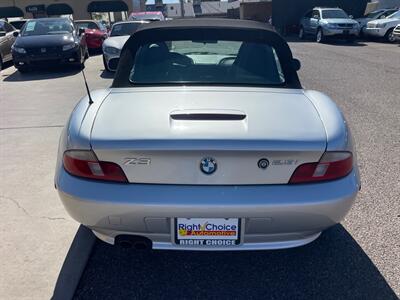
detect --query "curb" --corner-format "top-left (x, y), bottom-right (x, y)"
top-left (52, 225), bottom-right (96, 300)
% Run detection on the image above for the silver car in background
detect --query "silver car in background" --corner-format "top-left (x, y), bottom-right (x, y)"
top-left (356, 9), bottom-right (398, 36)
top-left (55, 19), bottom-right (360, 251)
top-left (102, 20), bottom-right (148, 72)
top-left (365, 10), bottom-right (400, 42)
top-left (299, 7), bottom-right (360, 42)
top-left (0, 20), bottom-right (17, 70)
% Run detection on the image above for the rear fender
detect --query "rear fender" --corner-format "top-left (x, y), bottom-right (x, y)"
top-left (54, 89), bottom-right (111, 187)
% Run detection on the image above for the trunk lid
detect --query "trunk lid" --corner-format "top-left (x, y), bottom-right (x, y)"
top-left (91, 87), bottom-right (326, 185)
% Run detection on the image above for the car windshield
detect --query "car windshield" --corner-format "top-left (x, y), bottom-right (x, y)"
top-left (21, 19), bottom-right (73, 36)
top-left (110, 23), bottom-right (142, 36)
top-left (387, 11), bottom-right (400, 19)
top-left (129, 40), bottom-right (285, 86)
top-left (10, 21), bottom-right (26, 30)
top-left (365, 10), bottom-right (384, 18)
top-left (131, 14), bottom-right (162, 21)
top-left (322, 9), bottom-right (349, 19)
top-left (75, 21), bottom-right (102, 30)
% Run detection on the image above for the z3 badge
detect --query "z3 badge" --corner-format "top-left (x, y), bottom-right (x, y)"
top-left (123, 158), bottom-right (151, 166)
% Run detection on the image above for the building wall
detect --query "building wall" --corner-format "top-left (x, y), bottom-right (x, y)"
top-left (0, 0), bottom-right (133, 20)
top-left (373, 0), bottom-right (400, 8)
top-left (240, 2), bottom-right (272, 22)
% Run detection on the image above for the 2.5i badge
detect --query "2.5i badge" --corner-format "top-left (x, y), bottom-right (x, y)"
top-left (175, 218), bottom-right (240, 247)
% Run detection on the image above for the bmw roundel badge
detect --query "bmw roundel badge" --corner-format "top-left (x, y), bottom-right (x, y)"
top-left (200, 157), bottom-right (217, 175)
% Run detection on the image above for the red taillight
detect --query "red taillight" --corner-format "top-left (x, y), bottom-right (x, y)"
top-left (63, 150), bottom-right (128, 183)
top-left (289, 152), bottom-right (353, 184)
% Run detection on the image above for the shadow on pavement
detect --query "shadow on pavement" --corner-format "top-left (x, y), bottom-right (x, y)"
top-left (3, 66), bottom-right (81, 82)
top-left (0, 60), bottom-right (14, 72)
top-left (100, 70), bottom-right (114, 79)
top-left (286, 35), bottom-right (367, 46)
top-left (74, 225), bottom-right (397, 299)
top-left (88, 49), bottom-right (103, 57)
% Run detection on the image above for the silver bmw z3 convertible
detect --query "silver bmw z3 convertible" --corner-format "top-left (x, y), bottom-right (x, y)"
top-left (55, 19), bottom-right (360, 251)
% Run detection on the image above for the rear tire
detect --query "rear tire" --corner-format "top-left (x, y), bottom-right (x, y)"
top-left (299, 27), bottom-right (305, 40)
top-left (316, 28), bottom-right (325, 43)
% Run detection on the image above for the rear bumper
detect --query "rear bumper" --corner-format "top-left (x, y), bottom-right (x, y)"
top-left (86, 36), bottom-right (105, 49)
top-left (57, 168), bottom-right (360, 250)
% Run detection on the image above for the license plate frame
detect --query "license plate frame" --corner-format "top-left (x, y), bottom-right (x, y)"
top-left (174, 218), bottom-right (241, 247)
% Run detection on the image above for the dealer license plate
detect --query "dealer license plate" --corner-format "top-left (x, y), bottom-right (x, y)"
top-left (175, 218), bottom-right (240, 247)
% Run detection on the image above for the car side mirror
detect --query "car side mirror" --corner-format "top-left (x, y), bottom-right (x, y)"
top-left (78, 28), bottom-right (85, 36)
top-left (292, 58), bottom-right (301, 71)
top-left (349, 15), bottom-right (353, 19)
top-left (0, 31), bottom-right (6, 37)
top-left (108, 57), bottom-right (120, 71)
top-left (13, 31), bottom-right (19, 37)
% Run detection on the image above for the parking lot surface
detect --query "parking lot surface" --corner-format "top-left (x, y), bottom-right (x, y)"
top-left (0, 40), bottom-right (399, 299)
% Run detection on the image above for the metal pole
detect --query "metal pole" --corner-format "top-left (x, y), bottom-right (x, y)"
top-left (180, 0), bottom-right (184, 18)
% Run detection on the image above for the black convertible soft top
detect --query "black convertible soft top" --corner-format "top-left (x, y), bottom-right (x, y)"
top-left (135, 18), bottom-right (276, 32)
top-left (113, 18), bottom-right (301, 89)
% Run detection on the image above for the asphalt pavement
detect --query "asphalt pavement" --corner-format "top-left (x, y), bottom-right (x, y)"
top-left (0, 40), bottom-right (399, 299)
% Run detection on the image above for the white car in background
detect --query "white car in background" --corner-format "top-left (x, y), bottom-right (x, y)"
top-left (102, 20), bottom-right (148, 72)
top-left (365, 10), bottom-right (400, 42)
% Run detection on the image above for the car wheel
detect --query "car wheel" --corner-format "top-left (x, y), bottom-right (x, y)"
top-left (316, 28), bottom-right (324, 43)
top-left (299, 27), bottom-right (305, 40)
top-left (84, 48), bottom-right (89, 60)
top-left (103, 55), bottom-right (111, 72)
top-left (385, 28), bottom-right (395, 43)
top-left (0, 56), bottom-right (3, 70)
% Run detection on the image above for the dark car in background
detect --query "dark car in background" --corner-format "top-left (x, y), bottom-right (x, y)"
top-left (12, 18), bottom-right (88, 73)
top-left (0, 20), bottom-right (18, 70)
top-left (74, 20), bottom-right (108, 50)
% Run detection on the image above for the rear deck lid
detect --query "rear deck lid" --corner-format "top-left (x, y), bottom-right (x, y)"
top-left (90, 87), bottom-right (327, 184)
